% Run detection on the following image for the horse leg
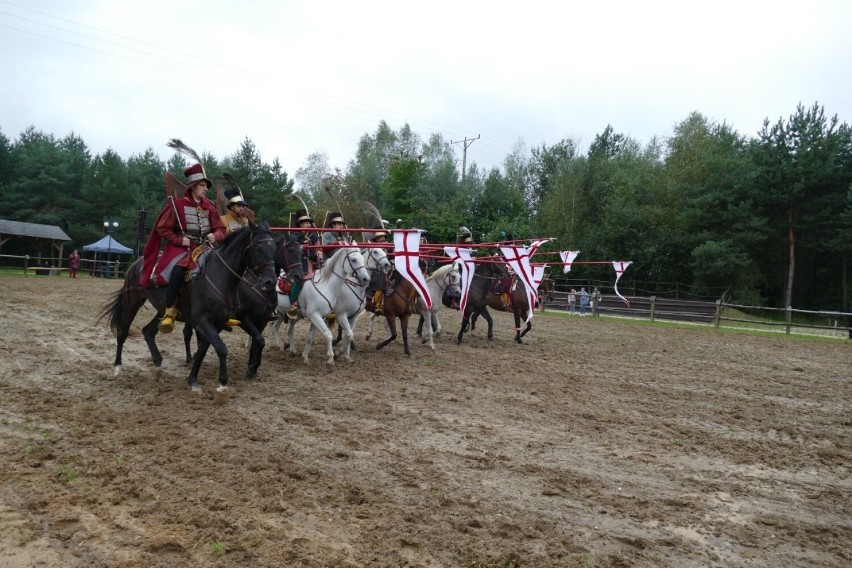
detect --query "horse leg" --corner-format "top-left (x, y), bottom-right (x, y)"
top-left (401, 314), bottom-right (411, 356)
top-left (514, 311), bottom-right (523, 344)
top-left (365, 312), bottom-right (375, 340)
top-left (457, 313), bottom-right (471, 344)
top-left (377, 316), bottom-right (397, 351)
top-left (141, 314), bottom-right (165, 369)
top-left (335, 316), bottom-right (355, 363)
top-left (431, 311), bottom-right (441, 338)
top-left (470, 311), bottom-right (478, 333)
top-left (207, 327), bottom-right (231, 403)
top-left (244, 322), bottom-right (266, 379)
top-left (288, 320), bottom-right (299, 356)
top-left (111, 291), bottom-right (147, 375)
top-left (481, 307), bottom-right (495, 343)
top-left (520, 321), bottom-right (532, 339)
top-left (271, 314), bottom-right (285, 350)
top-left (416, 314), bottom-right (424, 337)
top-left (187, 337), bottom-right (211, 393)
top-left (302, 323), bottom-right (317, 364)
top-left (420, 310), bottom-right (435, 351)
top-left (183, 323), bottom-right (194, 365)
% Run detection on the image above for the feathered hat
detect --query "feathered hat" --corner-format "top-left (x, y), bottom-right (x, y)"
top-left (167, 139), bottom-right (211, 194)
top-left (323, 211), bottom-right (346, 228)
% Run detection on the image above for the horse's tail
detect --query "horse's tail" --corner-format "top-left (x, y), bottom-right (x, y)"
top-left (97, 288), bottom-right (125, 335)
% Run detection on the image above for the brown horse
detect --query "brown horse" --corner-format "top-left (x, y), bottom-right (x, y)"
top-left (367, 271), bottom-right (434, 356)
top-left (538, 276), bottom-right (556, 311)
top-left (475, 274), bottom-right (534, 343)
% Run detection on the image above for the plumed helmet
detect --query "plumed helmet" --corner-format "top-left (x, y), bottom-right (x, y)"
top-left (224, 188), bottom-right (247, 208)
top-left (457, 226), bottom-right (473, 244)
top-left (183, 163), bottom-right (212, 192)
top-left (324, 211), bottom-right (345, 228)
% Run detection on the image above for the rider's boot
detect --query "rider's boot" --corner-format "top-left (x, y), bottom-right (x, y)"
top-left (225, 315), bottom-right (241, 327)
top-left (287, 302), bottom-right (300, 319)
top-left (159, 306), bottom-right (180, 334)
top-left (374, 290), bottom-right (383, 312)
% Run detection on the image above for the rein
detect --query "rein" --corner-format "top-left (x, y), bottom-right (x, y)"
top-left (204, 234), bottom-right (275, 311)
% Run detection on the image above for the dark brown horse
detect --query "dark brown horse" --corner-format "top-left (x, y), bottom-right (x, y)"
top-left (366, 271), bottom-right (434, 355)
top-left (456, 258), bottom-right (505, 344)
top-left (99, 222), bottom-right (277, 401)
top-left (478, 274), bottom-right (533, 343)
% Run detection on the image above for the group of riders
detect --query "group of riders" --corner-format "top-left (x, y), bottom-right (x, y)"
top-left (141, 160), bottom-right (481, 335)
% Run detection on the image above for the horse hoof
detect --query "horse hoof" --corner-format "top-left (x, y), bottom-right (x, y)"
top-left (214, 385), bottom-right (229, 404)
top-left (190, 384), bottom-right (201, 393)
top-left (113, 365), bottom-right (122, 376)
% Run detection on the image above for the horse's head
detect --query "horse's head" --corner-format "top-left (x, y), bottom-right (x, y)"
top-left (441, 263), bottom-right (462, 310)
top-left (342, 247), bottom-right (371, 287)
top-left (276, 235), bottom-right (305, 284)
top-left (363, 246), bottom-right (392, 274)
top-left (244, 222), bottom-right (277, 292)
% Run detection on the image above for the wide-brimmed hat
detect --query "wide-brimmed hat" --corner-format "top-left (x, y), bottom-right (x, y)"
top-left (289, 208), bottom-right (313, 228)
top-left (324, 211), bottom-right (345, 228)
top-left (183, 163), bottom-right (212, 192)
top-left (224, 188), bottom-right (247, 208)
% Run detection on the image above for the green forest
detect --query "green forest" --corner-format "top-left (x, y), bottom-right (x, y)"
top-left (1, 102), bottom-right (850, 311)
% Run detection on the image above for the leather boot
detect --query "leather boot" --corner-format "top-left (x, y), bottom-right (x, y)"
top-left (159, 306), bottom-right (179, 334)
top-left (225, 317), bottom-right (241, 327)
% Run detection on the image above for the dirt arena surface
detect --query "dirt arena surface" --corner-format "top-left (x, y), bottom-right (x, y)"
top-left (0, 275), bottom-right (849, 567)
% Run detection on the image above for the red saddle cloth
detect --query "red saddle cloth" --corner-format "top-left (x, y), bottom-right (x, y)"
top-left (277, 275), bottom-right (292, 295)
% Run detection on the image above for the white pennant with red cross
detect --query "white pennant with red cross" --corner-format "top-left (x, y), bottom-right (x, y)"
top-left (613, 260), bottom-right (632, 307)
top-left (499, 239), bottom-right (551, 323)
top-left (559, 250), bottom-right (580, 273)
top-left (392, 230), bottom-right (432, 310)
top-left (444, 246), bottom-right (475, 313)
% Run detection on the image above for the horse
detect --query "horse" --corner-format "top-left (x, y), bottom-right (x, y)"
top-left (232, 235), bottom-right (303, 377)
top-left (99, 222), bottom-right (277, 401)
top-left (538, 276), bottom-right (556, 311)
top-left (473, 274), bottom-right (535, 343)
top-left (456, 257), bottom-right (506, 344)
top-left (272, 246), bottom-right (391, 355)
top-left (413, 262), bottom-right (462, 341)
top-left (366, 270), bottom-right (435, 356)
top-left (274, 246), bottom-right (370, 366)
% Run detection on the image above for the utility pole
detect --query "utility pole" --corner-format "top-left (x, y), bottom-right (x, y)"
top-left (451, 135), bottom-right (480, 181)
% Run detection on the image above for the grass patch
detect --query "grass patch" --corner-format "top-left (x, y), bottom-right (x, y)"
top-left (56, 466), bottom-right (79, 484)
top-left (209, 541), bottom-right (227, 555)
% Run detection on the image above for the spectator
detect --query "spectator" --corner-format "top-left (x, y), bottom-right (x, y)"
top-left (68, 249), bottom-right (81, 278)
top-left (592, 287), bottom-right (601, 316)
top-left (567, 288), bottom-right (577, 315)
top-left (578, 287), bottom-right (590, 316)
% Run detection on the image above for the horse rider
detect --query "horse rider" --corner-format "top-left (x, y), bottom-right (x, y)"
top-left (365, 224), bottom-right (390, 312)
top-left (321, 211), bottom-right (348, 257)
top-left (286, 209), bottom-right (323, 318)
top-left (141, 162), bottom-right (234, 333)
top-left (457, 226), bottom-right (474, 246)
top-left (220, 188), bottom-right (251, 233)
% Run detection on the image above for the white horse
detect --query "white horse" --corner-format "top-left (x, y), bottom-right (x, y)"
top-left (419, 262), bottom-right (462, 341)
top-left (272, 246), bottom-right (386, 365)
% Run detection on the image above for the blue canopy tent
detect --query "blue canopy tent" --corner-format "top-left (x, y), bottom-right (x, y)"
top-left (82, 235), bottom-right (133, 277)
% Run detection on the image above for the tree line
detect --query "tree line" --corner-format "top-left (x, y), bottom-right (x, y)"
top-left (1, 102), bottom-right (850, 310)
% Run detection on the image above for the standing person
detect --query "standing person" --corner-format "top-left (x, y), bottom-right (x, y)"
top-left (567, 288), bottom-right (577, 314)
top-left (286, 209), bottom-right (323, 318)
top-left (846, 302), bottom-right (852, 340)
top-left (592, 287), bottom-right (601, 316)
top-left (141, 162), bottom-right (229, 333)
top-left (68, 249), bottom-right (81, 278)
top-left (578, 287), bottom-right (589, 316)
top-left (220, 188), bottom-right (251, 234)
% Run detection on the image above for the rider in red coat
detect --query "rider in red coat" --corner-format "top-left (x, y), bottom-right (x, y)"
top-left (141, 162), bottom-right (228, 333)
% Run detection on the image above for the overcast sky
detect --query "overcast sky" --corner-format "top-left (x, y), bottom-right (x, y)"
top-left (2, 0), bottom-right (850, 182)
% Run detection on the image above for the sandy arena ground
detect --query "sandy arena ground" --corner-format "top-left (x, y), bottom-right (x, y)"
top-left (0, 276), bottom-right (849, 567)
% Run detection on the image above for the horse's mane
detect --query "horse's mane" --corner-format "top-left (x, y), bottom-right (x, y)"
top-left (314, 245), bottom-right (357, 283)
top-left (427, 262), bottom-right (455, 282)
